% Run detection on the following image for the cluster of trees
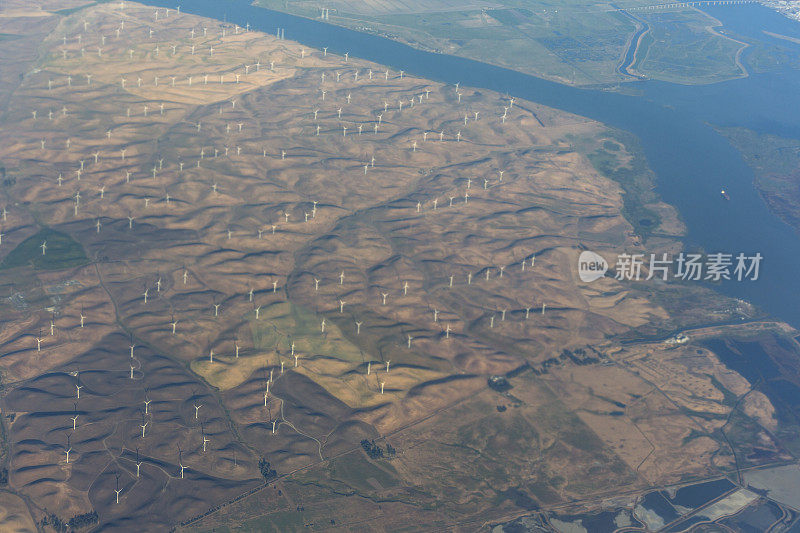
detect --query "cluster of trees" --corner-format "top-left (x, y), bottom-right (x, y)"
top-left (360, 439), bottom-right (396, 459)
top-left (40, 514), bottom-right (67, 533)
top-left (536, 348), bottom-right (603, 374)
top-left (69, 512), bottom-right (99, 530)
top-left (40, 511), bottom-right (98, 532)
top-left (258, 458), bottom-right (277, 481)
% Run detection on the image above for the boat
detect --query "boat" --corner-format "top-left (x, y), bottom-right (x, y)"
top-left (721, 189), bottom-right (730, 200)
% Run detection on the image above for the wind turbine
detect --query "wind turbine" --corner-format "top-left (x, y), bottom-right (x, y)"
top-left (114, 475), bottom-right (122, 504)
top-left (178, 449), bottom-right (185, 479)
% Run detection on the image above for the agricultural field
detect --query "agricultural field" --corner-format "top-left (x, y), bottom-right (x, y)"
top-left (255, 0), bottom-right (748, 86)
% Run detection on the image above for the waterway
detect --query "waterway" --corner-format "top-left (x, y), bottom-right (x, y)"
top-left (152, 0), bottom-right (800, 326)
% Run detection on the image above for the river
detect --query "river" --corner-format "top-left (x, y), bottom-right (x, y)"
top-left (150, 0), bottom-right (800, 326)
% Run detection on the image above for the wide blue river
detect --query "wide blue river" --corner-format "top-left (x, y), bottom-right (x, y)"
top-left (153, 0), bottom-right (800, 326)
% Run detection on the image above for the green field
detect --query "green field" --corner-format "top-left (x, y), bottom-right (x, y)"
top-left (567, 129), bottom-right (662, 240)
top-left (255, 0), bottom-right (747, 86)
top-left (0, 228), bottom-right (88, 271)
top-left (631, 11), bottom-right (745, 84)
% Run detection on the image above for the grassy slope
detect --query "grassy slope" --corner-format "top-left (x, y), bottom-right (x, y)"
top-left (0, 228), bottom-right (88, 271)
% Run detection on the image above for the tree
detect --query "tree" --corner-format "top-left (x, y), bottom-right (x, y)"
top-left (258, 458), bottom-right (277, 481)
top-left (360, 439), bottom-right (384, 459)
